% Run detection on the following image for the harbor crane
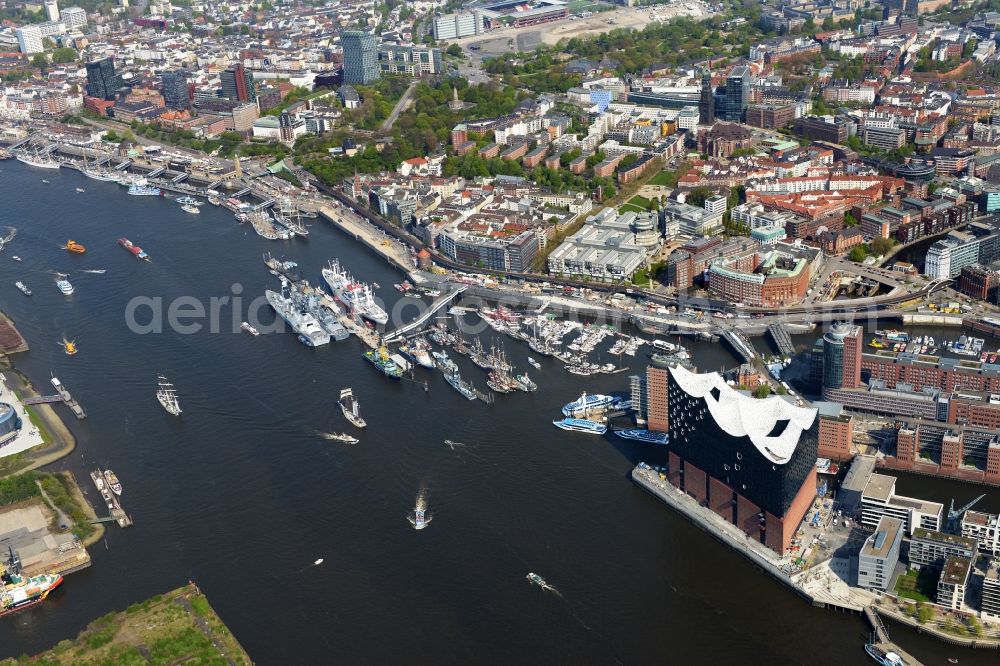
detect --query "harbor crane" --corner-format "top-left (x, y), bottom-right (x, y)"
top-left (946, 494), bottom-right (986, 533)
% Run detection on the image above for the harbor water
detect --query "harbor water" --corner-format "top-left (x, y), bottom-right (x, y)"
top-left (0, 162), bottom-right (996, 665)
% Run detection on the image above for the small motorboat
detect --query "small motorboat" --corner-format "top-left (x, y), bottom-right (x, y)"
top-left (59, 338), bottom-right (77, 356)
top-left (11, 256), bottom-right (21, 262)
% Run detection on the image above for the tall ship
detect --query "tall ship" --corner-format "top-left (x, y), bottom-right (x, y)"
top-left (16, 151), bottom-right (60, 169)
top-left (363, 346), bottom-right (402, 379)
top-left (82, 165), bottom-right (120, 182)
top-left (321, 259), bottom-right (388, 326)
top-left (265, 282), bottom-right (331, 347)
top-left (248, 210), bottom-right (280, 240)
top-left (155, 375), bottom-right (182, 416)
top-left (118, 238), bottom-right (149, 261)
top-left (339, 388), bottom-right (366, 428)
top-left (615, 429), bottom-right (668, 445)
top-left (0, 548), bottom-right (63, 618)
top-left (274, 198), bottom-right (309, 238)
top-left (128, 184), bottom-right (162, 196)
top-left (562, 392), bottom-right (616, 417)
top-left (552, 418), bottom-right (607, 435)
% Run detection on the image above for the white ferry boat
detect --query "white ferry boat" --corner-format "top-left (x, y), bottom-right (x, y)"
top-left (552, 418), bottom-right (607, 435)
top-left (561, 392), bottom-right (616, 417)
top-left (615, 429), bottom-right (668, 445)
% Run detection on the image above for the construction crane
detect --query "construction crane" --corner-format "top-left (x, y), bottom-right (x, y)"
top-left (946, 494), bottom-right (986, 533)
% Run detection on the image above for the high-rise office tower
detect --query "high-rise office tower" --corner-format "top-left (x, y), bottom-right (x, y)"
top-left (161, 70), bottom-right (190, 109)
top-left (220, 63), bottom-right (255, 103)
top-left (341, 30), bottom-right (379, 85)
top-left (698, 69), bottom-right (715, 125)
top-left (722, 65), bottom-right (750, 123)
top-left (44, 0), bottom-right (59, 22)
top-left (822, 323), bottom-right (863, 396)
top-left (85, 58), bottom-right (122, 100)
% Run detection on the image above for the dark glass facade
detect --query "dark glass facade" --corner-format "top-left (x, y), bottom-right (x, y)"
top-left (85, 58), bottom-right (122, 101)
top-left (221, 64), bottom-right (256, 103)
top-left (721, 66), bottom-right (749, 123)
top-left (161, 70), bottom-right (190, 109)
top-left (667, 372), bottom-right (818, 518)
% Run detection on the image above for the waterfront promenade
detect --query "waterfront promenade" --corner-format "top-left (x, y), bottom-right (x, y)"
top-left (317, 205), bottom-right (417, 278)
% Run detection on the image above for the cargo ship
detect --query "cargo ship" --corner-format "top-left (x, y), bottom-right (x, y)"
top-left (321, 259), bottom-right (388, 326)
top-left (363, 346), bottom-right (402, 379)
top-left (63, 240), bottom-right (86, 254)
top-left (0, 548), bottom-right (63, 618)
top-left (118, 238), bottom-right (149, 261)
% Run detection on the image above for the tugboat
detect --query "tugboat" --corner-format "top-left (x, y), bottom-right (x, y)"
top-left (155, 375), bottom-right (182, 416)
top-left (14, 281), bottom-right (30, 296)
top-left (63, 240), bottom-right (86, 254)
top-left (339, 388), bottom-right (367, 428)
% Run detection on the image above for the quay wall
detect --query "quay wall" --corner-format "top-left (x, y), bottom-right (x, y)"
top-left (901, 314), bottom-right (965, 326)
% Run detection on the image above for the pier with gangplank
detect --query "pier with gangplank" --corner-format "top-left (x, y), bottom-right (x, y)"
top-left (89, 469), bottom-right (132, 528)
top-left (21, 376), bottom-right (87, 419)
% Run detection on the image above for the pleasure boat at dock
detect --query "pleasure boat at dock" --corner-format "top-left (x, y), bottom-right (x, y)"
top-left (561, 392), bottom-right (616, 417)
top-left (399, 337), bottom-right (434, 369)
top-left (552, 418), bottom-right (607, 434)
top-left (103, 469), bottom-right (122, 495)
top-left (176, 196), bottom-right (201, 206)
top-left (321, 259), bottom-right (388, 325)
top-left (155, 375), bottom-right (182, 416)
top-left (339, 388), bottom-right (367, 428)
top-left (864, 644), bottom-right (904, 666)
top-left (14, 282), bottom-right (30, 296)
top-left (615, 429), bottom-right (668, 445)
top-left (56, 279), bottom-right (74, 295)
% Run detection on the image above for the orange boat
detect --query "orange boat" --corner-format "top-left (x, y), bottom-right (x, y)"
top-left (64, 240), bottom-right (86, 254)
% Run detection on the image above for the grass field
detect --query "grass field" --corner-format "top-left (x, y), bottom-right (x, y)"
top-left (648, 170), bottom-right (677, 187)
top-left (618, 203), bottom-right (646, 214)
top-left (0, 585), bottom-right (251, 665)
top-left (567, 0), bottom-right (612, 13)
top-left (895, 569), bottom-right (936, 602)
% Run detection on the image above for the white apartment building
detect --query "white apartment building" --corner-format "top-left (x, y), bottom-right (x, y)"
top-left (858, 516), bottom-right (903, 591)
